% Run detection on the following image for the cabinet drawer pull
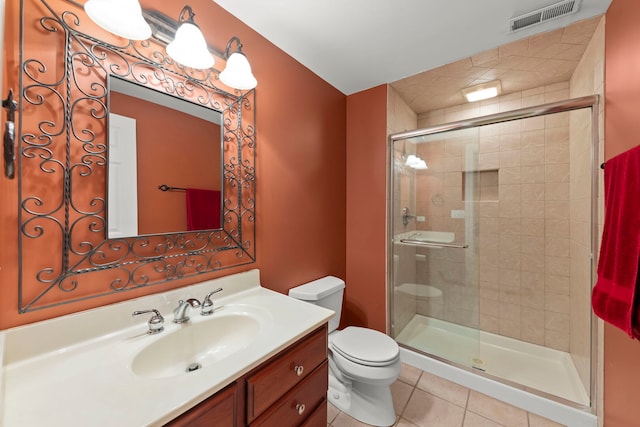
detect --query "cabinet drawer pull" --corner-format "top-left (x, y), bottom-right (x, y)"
top-left (296, 403), bottom-right (306, 415)
top-left (294, 365), bottom-right (304, 376)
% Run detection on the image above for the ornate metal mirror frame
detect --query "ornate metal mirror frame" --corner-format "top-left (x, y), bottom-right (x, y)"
top-left (17, 0), bottom-right (256, 312)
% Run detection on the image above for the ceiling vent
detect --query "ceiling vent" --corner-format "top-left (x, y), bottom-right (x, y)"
top-left (509, 0), bottom-right (581, 32)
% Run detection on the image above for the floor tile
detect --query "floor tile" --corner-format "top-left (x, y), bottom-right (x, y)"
top-left (417, 370), bottom-right (470, 408)
top-left (394, 418), bottom-right (420, 427)
top-left (328, 401), bottom-right (341, 424)
top-left (403, 388), bottom-right (465, 427)
top-left (331, 411), bottom-right (373, 427)
top-left (391, 379), bottom-right (415, 416)
top-left (398, 362), bottom-right (422, 386)
top-left (466, 391), bottom-right (528, 427)
top-left (462, 411), bottom-right (504, 427)
top-left (329, 365), bottom-right (575, 427)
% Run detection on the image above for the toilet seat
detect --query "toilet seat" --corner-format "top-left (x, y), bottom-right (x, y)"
top-left (330, 326), bottom-right (399, 367)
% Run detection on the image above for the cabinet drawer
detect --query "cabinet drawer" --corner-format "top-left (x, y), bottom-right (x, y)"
top-left (247, 326), bottom-right (327, 421)
top-left (250, 361), bottom-right (328, 427)
top-left (300, 400), bottom-right (328, 427)
top-left (164, 382), bottom-right (237, 427)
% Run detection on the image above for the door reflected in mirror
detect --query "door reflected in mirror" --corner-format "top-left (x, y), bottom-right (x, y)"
top-left (107, 76), bottom-right (223, 238)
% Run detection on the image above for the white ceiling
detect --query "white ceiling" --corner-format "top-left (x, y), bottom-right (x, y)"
top-left (212, 0), bottom-right (612, 95)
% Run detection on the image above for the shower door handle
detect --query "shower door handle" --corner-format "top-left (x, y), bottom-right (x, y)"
top-left (399, 239), bottom-right (468, 249)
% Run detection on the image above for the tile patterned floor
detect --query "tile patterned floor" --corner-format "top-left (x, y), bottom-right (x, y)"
top-left (327, 363), bottom-right (566, 427)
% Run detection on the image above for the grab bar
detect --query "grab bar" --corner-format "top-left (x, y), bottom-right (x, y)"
top-left (399, 239), bottom-right (468, 249)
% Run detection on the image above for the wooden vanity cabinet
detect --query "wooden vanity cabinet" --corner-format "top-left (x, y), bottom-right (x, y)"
top-left (165, 382), bottom-right (239, 427)
top-left (300, 400), bottom-right (328, 427)
top-left (165, 324), bottom-right (328, 427)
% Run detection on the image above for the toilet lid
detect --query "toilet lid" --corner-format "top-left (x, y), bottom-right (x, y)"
top-left (330, 326), bottom-right (399, 366)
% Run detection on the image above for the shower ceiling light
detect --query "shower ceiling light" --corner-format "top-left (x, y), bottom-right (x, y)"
top-left (462, 80), bottom-right (502, 103)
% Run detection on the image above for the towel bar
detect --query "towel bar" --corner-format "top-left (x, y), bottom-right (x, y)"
top-left (158, 184), bottom-right (186, 192)
top-left (399, 239), bottom-right (469, 249)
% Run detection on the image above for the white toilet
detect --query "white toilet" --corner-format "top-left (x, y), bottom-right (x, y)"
top-left (289, 276), bottom-right (400, 427)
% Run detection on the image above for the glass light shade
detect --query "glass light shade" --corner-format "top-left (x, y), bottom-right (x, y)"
top-left (412, 160), bottom-right (428, 170)
top-left (84, 0), bottom-right (151, 40)
top-left (219, 52), bottom-right (257, 90)
top-left (405, 154), bottom-right (428, 170)
top-left (166, 23), bottom-right (214, 70)
top-left (405, 154), bottom-right (420, 166)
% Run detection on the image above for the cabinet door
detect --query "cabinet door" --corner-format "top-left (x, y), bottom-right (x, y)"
top-left (164, 383), bottom-right (237, 427)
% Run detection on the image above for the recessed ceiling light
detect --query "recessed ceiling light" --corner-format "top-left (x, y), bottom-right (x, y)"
top-left (462, 80), bottom-right (502, 103)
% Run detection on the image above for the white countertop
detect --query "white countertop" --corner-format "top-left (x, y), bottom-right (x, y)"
top-left (0, 269), bottom-right (334, 427)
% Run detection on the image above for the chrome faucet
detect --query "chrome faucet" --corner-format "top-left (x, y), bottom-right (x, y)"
top-left (173, 298), bottom-right (201, 323)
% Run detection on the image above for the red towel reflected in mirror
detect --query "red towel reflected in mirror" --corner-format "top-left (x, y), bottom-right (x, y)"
top-left (186, 188), bottom-right (221, 231)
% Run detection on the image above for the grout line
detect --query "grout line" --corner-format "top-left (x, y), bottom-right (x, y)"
top-left (460, 388), bottom-right (471, 427)
top-left (395, 369), bottom-right (426, 427)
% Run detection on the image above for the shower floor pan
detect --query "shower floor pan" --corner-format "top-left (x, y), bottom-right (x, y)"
top-left (395, 314), bottom-right (589, 406)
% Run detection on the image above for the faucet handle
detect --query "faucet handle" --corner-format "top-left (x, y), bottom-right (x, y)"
top-left (132, 309), bottom-right (164, 334)
top-left (201, 287), bottom-right (223, 316)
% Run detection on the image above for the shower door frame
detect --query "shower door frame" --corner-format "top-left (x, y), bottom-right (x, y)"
top-left (387, 95), bottom-right (600, 412)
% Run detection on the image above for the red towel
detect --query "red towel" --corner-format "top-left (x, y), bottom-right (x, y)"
top-left (186, 188), bottom-right (221, 231)
top-left (592, 144), bottom-right (640, 339)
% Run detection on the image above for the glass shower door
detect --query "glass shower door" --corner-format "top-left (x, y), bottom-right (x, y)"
top-left (391, 127), bottom-right (483, 370)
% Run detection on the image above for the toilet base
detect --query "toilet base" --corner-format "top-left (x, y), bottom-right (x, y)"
top-left (327, 370), bottom-right (396, 427)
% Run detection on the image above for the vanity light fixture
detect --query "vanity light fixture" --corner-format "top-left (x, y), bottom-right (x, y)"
top-left (84, 0), bottom-right (152, 40)
top-left (84, 2), bottom-right (257, 90)
top-left (462, 80), bottom-right (502, 103)
top-left (166, 6), bottom-right (215, 70)
top-left (219, 37), bottom-right (258, 90)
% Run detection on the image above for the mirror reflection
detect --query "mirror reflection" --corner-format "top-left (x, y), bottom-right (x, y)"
top-left (107, 76), bottom-right (223, 238)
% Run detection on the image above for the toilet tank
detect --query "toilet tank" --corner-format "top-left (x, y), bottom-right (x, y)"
top-left (288, 276), bottom-right (345, 333)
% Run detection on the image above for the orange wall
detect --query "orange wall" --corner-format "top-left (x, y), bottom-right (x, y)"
top-left (345, 85), bottom-right (388, 332)
top-left (604, 0), bottom-right (640, 424)
top-left (111, 92), bottom-right (221, 234)
top-left (0, 0), bottom-right (346, 328)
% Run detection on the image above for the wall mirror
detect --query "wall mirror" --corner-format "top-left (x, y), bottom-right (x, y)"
top-left (16, 0), bottom-right (256, 312)
top-left (107, 75), bottom-right (223, 238)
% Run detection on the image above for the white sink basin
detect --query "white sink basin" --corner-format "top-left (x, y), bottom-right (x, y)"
top-left (395, 230), bottom-right (455, 243)
top-left (131, 306), bottom-right (264, 379)
top-left (2, 270), bottom-right (335, 427)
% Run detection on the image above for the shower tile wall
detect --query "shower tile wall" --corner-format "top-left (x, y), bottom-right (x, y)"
top-left (416, 83), bottom-right (574, 351)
